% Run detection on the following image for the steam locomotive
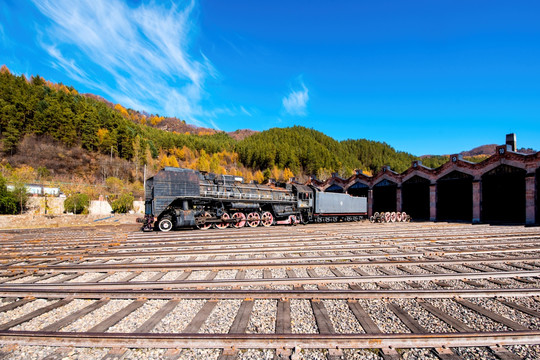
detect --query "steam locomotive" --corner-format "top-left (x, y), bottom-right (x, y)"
top-left (142, 167), bottom-right (367, 231)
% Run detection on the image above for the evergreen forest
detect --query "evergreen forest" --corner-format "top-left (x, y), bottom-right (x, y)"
top-left (0, 65), bottom-right (455, 210)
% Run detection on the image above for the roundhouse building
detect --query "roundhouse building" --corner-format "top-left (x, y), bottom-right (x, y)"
top-left (310, 134), bottom-right (539, 225)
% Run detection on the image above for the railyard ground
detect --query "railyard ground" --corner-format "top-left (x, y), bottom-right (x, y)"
top-left (0, 213), bottom-right (141, 231)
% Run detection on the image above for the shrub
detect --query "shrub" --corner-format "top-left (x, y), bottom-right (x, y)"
top-left (11, 184), bottom-right (28, 214)
top-left (64, 193), bottom-right (89, 214)
top-left (111, 192), bottom-right (134, 213)
top-left (0, 175), bottom-right (17, 214)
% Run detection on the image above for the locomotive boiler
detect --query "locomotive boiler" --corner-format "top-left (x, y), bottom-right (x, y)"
top-left (142, 167), bottom-right (367, 231)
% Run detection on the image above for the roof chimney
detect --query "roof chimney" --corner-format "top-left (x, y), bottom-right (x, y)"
top-left (505, 133), bottom-right (516, 152)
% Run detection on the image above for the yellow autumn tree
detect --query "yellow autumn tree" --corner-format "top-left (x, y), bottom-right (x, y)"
top-left (96, 128), bottom-right (109, 144)
top-left (150, 116), bottom-right (164, 126)
top-left (169, 155), bottom-right (180, 168)
top-left (282, 168), bottom-right (294, 181)
top-left (158, 154), bottom-right (170, 169)
top-left (271, 166), bottom-right (281, 181)
top-left (253, 170), bottom-right (264, 184)
top-left (242, 169), bottom-right (253, 183)
top-left (196, 150), bottom-right (210, 172)
top-left (114, 104), bottom-right (129, 118)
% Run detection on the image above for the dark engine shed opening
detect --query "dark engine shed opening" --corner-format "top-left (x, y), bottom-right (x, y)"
top-left (347, 181), bottom-right (369, 197)
top-left (373, 179), bottom-right (397, 213)
top-left (402, 176), bottom-right (430, 220)
top-left (537, 168), bottom-right (539, 225)
top-left (325, 184), bottom-right (344, 193)
top-left (482, 165), bottom-right (526, 224)
top-left (436, 171), bottom-right (473, 222)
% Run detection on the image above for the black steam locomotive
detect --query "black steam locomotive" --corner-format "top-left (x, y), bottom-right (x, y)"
top-left (142, 167), bottom-right (367, 231)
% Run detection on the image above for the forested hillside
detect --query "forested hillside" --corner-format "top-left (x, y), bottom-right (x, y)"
top-left (0, 65), bottom-right (450, 194)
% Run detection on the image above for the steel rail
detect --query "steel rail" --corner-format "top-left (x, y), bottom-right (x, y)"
top-left (4, 238), bottom-right (540, 261)
top-left (1, 330), bottom-right (540, 349)
top-left (0, 250), bottom-right (426, 263)
top-left (1, 288), bottom-right (539, 300)
top-left (4, 231), bottom-right (540, 252)
top-left (0, 233), bottom-right (334, 251)
top-left (4, 243), bottom-right (540, 263)
top-left (1, 269), bottom-right (539, 290)
top-left (3, 255), bottom-right (540, 273)
top-left (5, 236), bottom-right (540, 261)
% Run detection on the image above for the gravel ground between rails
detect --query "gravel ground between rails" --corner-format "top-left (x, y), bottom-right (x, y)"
top-left (187, 270), bottom-right (210, 280)
top-left (391, 299), bottom-right (454, 333)
top-left (426, 299), bottom-right (509, 332)
top-left (469, 297), bottom-right (540, 329)
top-left (238, 349), bottom-right (274, 360)
top-left (506, 344), bottom-right (540, 360)
top-left (64, 272), bottom-right (106, 283)
top-left (199, 299), bottom-right (242, 334)
top-left (160, 270), bottom-right (186, 281)
top-left (323, 299), bottom-right (363, 334)
top-left (151, 299), bottom-right (205, 333)
top-left (400, 348), bottom-right (439, 360)
top-left (271, 268), bottom-right (293, 290)
top-left (4, 275), bottom-right (39, 284)
top-left (12, 299), bottom-right (91, 331)
top-left (35, 273), bottom-right (66, 284)
top-left (2, 345), bottom-right (109, 360)
top-left (358, 299), bottom-right (410, 334)
top-left (0, 299), bottom-right (50, 325)
top-left (107, 299), bottom-right (169, 332)
top-left (61, 299), bottom-right (131, 332)
top-left (176, 348), bottom-right (220, 360)
top-left (98, 271), bottom-right (132, 282)
top-left (131, 271), bottom-right (160, 282)
top-left (215, 269), bottom-right (238, 280)
top-left (241, 269), bottom-right (265, 290)
top-left (290, 299), bottom-right (318, 334)
top-left (246, 300), bottom-right (277, 334)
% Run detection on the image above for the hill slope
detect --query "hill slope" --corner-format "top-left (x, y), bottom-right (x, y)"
top-left (0, 65), bottom-right (458, 186)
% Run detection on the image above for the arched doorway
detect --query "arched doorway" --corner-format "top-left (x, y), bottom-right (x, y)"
top-left (437, 171), bottom-right (473, 222)
top-left (402, 176), bottom-right (430, 220)
top-left (482, 165), bottom-right (526, 223)
top-left (325, 184), bottom-right (344, 193)
top-left (348, 181), bottom-right (368, 197)
top-left (373, 179), bottom-right (397, 213)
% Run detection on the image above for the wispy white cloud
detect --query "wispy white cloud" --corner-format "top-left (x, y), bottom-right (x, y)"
top-left (240, 106), bottom-right (252, 117)
top-left (31, 0), bottom-right (217, 127)
top-left (42, 44), bottom-right (90, 84)
top-left (282, 80), bottom-right (309, 116)
top-left (0, 23), bottom-right (5, 45)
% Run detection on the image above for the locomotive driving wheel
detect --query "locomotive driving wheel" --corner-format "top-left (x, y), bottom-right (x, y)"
top-left (196, 211), bottom-right (212, 230)
top-left (158, 216), bottom-right (173, 232)
top-left (214, 212), bottom-right (230, 229)
top-left (232, 212), bottom-right (247, 228)
top-left (261, 211), bottom-right (273, 227)
top-left (246, 212), bottom-right (261, 227)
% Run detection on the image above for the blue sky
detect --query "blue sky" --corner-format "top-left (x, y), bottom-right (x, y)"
top-left (1, 0), bottom-right (539, 155)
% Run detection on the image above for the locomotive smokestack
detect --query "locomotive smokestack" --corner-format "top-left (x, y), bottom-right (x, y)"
top-left (506, 133), bottom-right (516, 152)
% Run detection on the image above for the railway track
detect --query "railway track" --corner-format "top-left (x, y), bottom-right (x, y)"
top-left (1, 222), bottom-right (540, 359)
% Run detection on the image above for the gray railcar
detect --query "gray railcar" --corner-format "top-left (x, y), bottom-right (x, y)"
top-left (314, 192), bottom-right (367, 214)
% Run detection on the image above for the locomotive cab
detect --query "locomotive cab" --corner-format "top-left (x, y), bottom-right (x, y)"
top-left (291, 184), bottom-right (314, 223)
